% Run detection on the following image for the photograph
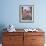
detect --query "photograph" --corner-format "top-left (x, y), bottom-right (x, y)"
top-left (19, 5), bottom-right (34, 23)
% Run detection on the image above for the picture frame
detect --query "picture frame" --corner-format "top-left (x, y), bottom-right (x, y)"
top-left (19, 5), bottom-right (34, 23)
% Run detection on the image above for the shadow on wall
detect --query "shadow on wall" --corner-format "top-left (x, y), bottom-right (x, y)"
top-left (0, 24), bottom-right (7, 43)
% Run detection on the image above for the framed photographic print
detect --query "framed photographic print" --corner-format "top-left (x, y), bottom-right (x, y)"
top-left (19, 5), bottom-right (34, 23)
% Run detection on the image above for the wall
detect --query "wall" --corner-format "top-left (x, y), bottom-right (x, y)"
top-left (0, 0), bottom-right (46, 43)
top-left (0, 0), bottom-right (46, 29)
